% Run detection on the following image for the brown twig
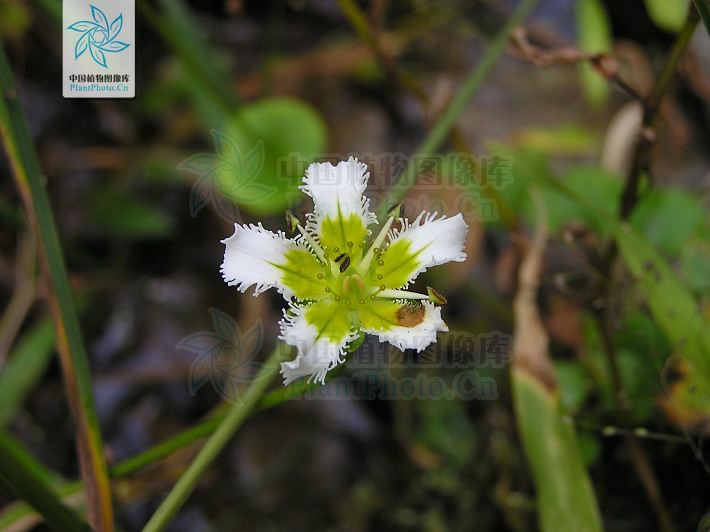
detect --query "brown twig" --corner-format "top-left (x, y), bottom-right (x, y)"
top-left (509, 27), bottom-right (645, 103)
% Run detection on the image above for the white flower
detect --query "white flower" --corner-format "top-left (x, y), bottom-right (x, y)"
top-left (221, 157), bottom-right (468, 385)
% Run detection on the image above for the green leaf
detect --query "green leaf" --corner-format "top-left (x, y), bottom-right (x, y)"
top-left (0, 35), bottom-right (113, 531)
top-left (0, 318), bottom-right (55, 429)
top-left (0, 432), bottom-right (91, 532)
top-left (89, 188), bottom-right (174, 239)
top-left (513, 371), bottom-right (604, 532)
top-left (576, 0), bottom-right (612, 108)
top-left (540, 165), bottom-right (622, 233)
top-left (630, 187), bottom-right (706, 255)
top-left (511, 123), bottom-right (600, 156)
top-left (680, 242), bottom-right (710, 293)
top-left (612, 222), bottom-right (710, 430)
top-left (643, 0), bottom-right (690, 32)
top-left (224, 98), bottom-right (327, 216)
top-left (554, 360), bottom-right (592, 414)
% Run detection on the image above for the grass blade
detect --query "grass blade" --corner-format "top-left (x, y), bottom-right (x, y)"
top-left (0, 36), bottom-right (113, 531)
top-left (385, 0), bottom-right (540, 210)
top-left (0, 433), bottom-right (90, 532)
top-left (0, 318), bottom-right (55, 429)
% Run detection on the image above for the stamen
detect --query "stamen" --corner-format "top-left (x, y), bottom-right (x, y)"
top-left (357, 216), bottom-right (395, 275)
top-left (285, 210), bottom-right (300, 233)
top-left (426, 286), bottom-right (448, 305)
top-left (339, 255), bottom-right (351, 273)
top-left (377, 288), bottom-right (429, 300)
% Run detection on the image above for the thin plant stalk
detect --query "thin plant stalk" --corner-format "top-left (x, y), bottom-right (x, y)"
top-left (140, 343), bottom-right (290, 532)
top-left (384, 0), bottom-right (540, 211)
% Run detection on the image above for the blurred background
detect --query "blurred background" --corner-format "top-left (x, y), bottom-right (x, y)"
top-left (1, 0), bottom-right (709, 531)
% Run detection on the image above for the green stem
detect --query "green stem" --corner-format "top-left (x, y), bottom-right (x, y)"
top-left (0, 34), bottom-right (113, 532)
top-left (383, 0), bottom-right (540, 212)
top-left (141, 343), bottom-right (289, 532)
top-left (0, 433), bottom-right (91, 532)
top-left (0, 357), bottom-right (349, 531)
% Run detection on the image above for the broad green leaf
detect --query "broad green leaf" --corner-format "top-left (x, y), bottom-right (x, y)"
top-left (576, 0), bottom-right (612, 108)
top-left (643, 0), bottom-right (690, 32)
top-left (680, 243), bottom-right (710, 293)
top-left (225, 98), bottom-right (327, 216)
top-left (507, 150), bottom-right (710, 431)
top-left (630, 187), bottom-right (706, 256)
top-left (89, 188), bottom-right (174, 239)
top-left (612, 222), bottom-right (710, 431)
top-left (513, 371), bottom-right (604, 532)
top-left (554, 360), bottom-right (592, 414)
top-left (540, 165), bottom-right (622, 233)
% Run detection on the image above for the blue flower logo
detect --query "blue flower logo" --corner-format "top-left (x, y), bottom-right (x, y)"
top-left (67, 5), bottom-right (130, 68)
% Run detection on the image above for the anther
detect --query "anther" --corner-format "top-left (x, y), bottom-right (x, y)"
top-left (334, 252), bottom-right (347, 263)
top-left (387, 202), bottom-right (404, 218)
top-left (339, 255), bottom-right (351, 273)
top-left (285, 210), bottom-right (300, 233)
top-left (427, 286), bottom-right (448, 305)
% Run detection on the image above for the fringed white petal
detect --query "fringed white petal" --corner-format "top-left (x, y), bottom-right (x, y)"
top-left (279, 303), bottom-right (358, 385)
top-left (386, 212), bottom-right (468, 283)
top-left (361, 301), bottom-right (448, 352)
top-left (301, 156), bottom-right (378, 238)
top-left (221, 223), bottom-right (301, 299)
